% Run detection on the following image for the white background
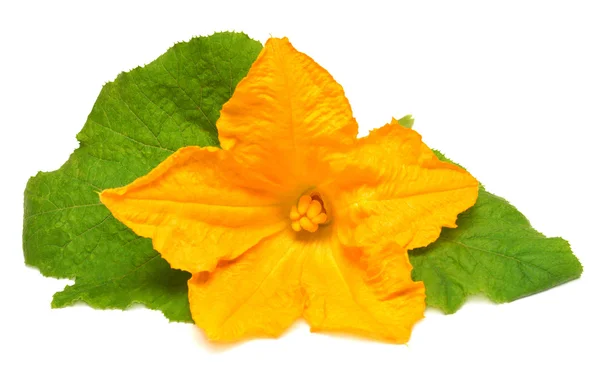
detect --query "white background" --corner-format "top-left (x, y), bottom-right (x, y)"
top-left (1, 1), bottom-right (598, 391)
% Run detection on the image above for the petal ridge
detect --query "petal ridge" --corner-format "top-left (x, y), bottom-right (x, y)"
top-left (217, 37), bottom-right (359, 188)
top-left (101, 146), bottom-right (287, 273)
top-left (328, 121), bottom-right (479, 251)
top-left (302, 239), bottom-right (425, 343)
top-left (188, 230), bottom-right (305, 342)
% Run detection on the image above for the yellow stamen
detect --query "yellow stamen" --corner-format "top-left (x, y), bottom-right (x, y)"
top-left (290, 192), bottom-right (329, 233)
top-left (311, 212), bottom-right (328, 224)
top-left (289, 205), bottom-right (300, 221)
top-left (299, 217), bottom-right (318, 233)
top-left (291, 220), bottom-right (302, 232)
top-left (306, 200), bottom-right (322, 219)
top-left (297, 195), bottom-right (312, 215)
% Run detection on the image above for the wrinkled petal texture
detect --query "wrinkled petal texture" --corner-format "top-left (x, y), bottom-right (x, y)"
top-left (302, 236), bottom-right (424, 343)
top-left (329, 121), bottom-right (479, 251)
top-left (189, 229), bottom-right (425, 343)
top-left (217, 37), bottom-right (358, 190)
top-left (188, 231), bottom-right (304, 342)
top-left (100, 146), bottom-right (287, 273)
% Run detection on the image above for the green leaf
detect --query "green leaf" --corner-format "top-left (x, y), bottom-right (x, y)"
top-left (23, 32), bottom-right (263, 322)
top-left (409, 150), bottom-right (583, 314)
top-left (397, 114), bottom-right (415, 128)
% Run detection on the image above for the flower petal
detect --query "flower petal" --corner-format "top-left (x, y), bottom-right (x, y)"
top-left (330, 121), bottom-right (479, 250)
top-left (302, 240), bottom-right (425, 343)
top-left (100, 146), bottom-right (287, 273)
top-left (188, 231), bottom-right (304, 342)
top-left (217, 37), bottom-right (358, 189)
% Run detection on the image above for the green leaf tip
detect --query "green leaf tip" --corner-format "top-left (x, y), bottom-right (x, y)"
top-left (409, 152), bottom-right (582, 314)
top-left (396, 114), bottom-right (415, 128)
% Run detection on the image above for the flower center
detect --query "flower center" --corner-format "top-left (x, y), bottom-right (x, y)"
top-left (289, 192), bottom-right (328, 233)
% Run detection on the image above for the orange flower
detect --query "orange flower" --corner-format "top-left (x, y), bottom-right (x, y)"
top-left (101, 38), bottom-right (479, 343)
